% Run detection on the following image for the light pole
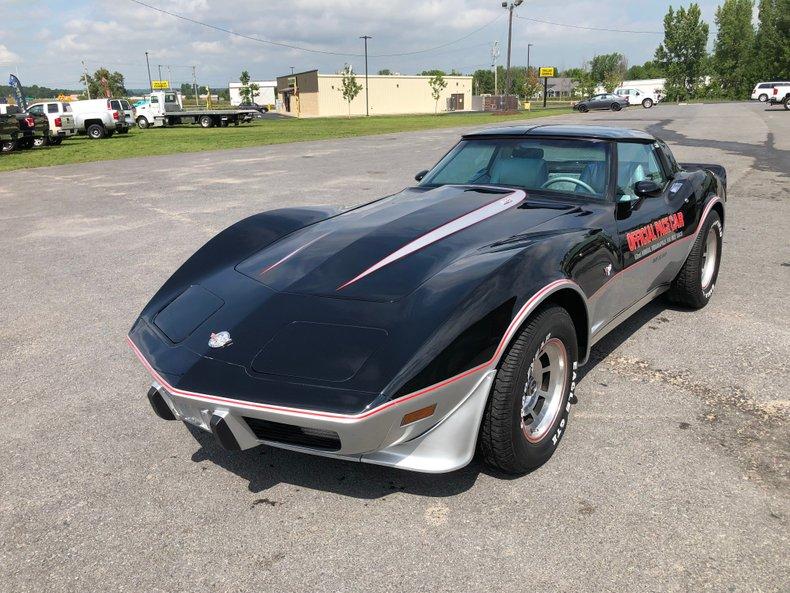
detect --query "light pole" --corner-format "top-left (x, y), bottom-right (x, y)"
top-left (360, 35), bottom-right (371, 116)
top-left (157, 64), bottom-right (163, 83)
top-left (502, 0), bottom-right (523, 97)
top-left (145, 51), bottom-right (153, 92)
top-left (527, 43), bottom-right (533, 74)
top-left (490, 41), bottom-right (500, 95)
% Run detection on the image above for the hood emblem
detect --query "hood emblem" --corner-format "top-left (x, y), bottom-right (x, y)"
top-left (208, 331), bottom-right (233, 348)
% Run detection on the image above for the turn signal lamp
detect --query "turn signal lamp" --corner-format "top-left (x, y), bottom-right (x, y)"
top-left (400, 404), bottom-right (437, 426)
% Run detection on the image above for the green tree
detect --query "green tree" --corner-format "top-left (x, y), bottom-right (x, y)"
top-left (754, 0), bottom-right (790, 80)
top-left (428, 73), bottom-right (448, 114)
top-left (522, 68), bottom-right (542, 100)
top-left (573, 68), bottom-right (598, 98)
top-left (590, 53), bottom-right (628, 89)
top-left (655, 3), bottom-right (710, 100)
top-left (712, 0), bottom-right (755, 99)
top-left (377, 68), bottom-right (393, 75)
top-left (420, 69), bottom-right (446, 77)
top-left (560, 67), bottom-right (586, 79)
top-left (626, 60), bottom-right (665, 80)
top-left (472, 69), bottom-right (495, 94)
top-left (239, 70), bottom-right (260, 104)
top-left (340, 64), bottom-right (363, 117)
top-left (80, 67), bottom-right (127, 98)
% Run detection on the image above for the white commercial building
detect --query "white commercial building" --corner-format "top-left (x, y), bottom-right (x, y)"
top-left (228, 80), bottom-right (277, 106)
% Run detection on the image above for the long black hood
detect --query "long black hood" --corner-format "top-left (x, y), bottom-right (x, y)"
top-left (236, 185), bottom-right (563, 301)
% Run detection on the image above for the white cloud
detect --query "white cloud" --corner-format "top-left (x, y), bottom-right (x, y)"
top-left (0, 44), bottom-right (21, 64)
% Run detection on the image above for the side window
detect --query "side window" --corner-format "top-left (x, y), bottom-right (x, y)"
top-left (29, 104), bottom-right (44, 115)
top-left (47, 103), bottom-right (59, 113)
top-left (616, 143), bottom-right (668, 201)
top-left (150, 96), bottom-right (159, 104)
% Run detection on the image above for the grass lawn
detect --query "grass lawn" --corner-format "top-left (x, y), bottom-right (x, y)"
top-left (0, 109), bottom-right (572, 173)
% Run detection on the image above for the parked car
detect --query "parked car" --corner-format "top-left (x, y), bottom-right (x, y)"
top-left (130, 124), bottom-right (726, 475)
top-left (615, 87), bottom-right (662, 108)
top-left (27, 101), bottom-right (77, 146)
top-left (0, 104), bottom-right (48, 150)
top-left (109, 99), bottom-right (134, 132)
top-left (751, 81), bottom-right (790, 102)
top-left (767, 83), bottom-right (790, 109)
top-left (573, 94), bottom-right (630, 112)
top-left (238, 102), bottom-right (270, 116)
top-left (69, 98), bottom-right (130, 139)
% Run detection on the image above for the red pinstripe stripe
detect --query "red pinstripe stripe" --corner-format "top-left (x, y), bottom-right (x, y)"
top-left (127, 278), bottom-right (573, 421)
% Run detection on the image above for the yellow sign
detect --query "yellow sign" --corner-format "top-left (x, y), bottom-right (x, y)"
top-left (152, 80), bottom-right (169, 89)
top-left (539, 67), bottom-right (556, 78)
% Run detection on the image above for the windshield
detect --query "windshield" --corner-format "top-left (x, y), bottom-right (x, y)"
top-left (420, 138), bottom-right (610, 198)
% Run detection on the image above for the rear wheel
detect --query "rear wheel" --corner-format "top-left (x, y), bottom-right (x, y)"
top-left (199, 115), bottom-right (213, 128)
top-left (758, 93), bottom-right (768, 102)
top-left (137, 117), bottom-right (149, 129)
top-left (784, 96), bottom-right (790, 111)
top-left (50, 137), bottom-right (63, 146)
top-left (33, 136), bottom-right (49, 148)
top-left (611, 102), bottom-right (622, 111)
top-left (1, 140), bottom-right (14, 153)
top-left (117, 127), bottom-right (129, 134)
top-left (87, 124), bottom-right (105, 139)
top-left (667, 211), bottom-right (722, 309)
top-left (480, 305), bottom-right (578, 474)
top-left (642, 98), bottom-right (654, 108)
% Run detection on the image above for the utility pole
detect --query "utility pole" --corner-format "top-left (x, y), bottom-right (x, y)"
top-left (145, 52), bottom-right (153, 92)
top-left (502, 0), bottom-right (523, 97)
top-left (157, 64), bottom-right (163, 83)
top-left (192, 65), bottom-right (199, 108)
top-left (81, 60), bottom-right (91, 99)
top-left (290, 66), bottom-right (294, 75)
top-left (360, 35), bottom-right (372, 116)
top-left (490, 41), bottom-right (500, 95)
top-left (167, 65), bottom-right (172, 89)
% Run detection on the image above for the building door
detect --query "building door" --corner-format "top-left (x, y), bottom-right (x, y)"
top-left (450, 93), bottom-right (465, 110)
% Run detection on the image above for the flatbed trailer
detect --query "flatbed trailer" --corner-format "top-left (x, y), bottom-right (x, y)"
top-left (134, 91), bottom-right (257, 129)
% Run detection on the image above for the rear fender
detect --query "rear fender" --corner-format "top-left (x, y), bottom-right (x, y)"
top-left (680, 163), bottom-right (727, 193)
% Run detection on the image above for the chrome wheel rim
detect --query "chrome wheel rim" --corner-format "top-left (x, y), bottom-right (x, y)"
top-left (701, 226), bottom-right (718, 289)
top-left (521, 338), bottom-right (568, 443)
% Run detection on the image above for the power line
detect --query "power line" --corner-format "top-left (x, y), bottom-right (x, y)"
top-left (127, 0), bottom-right (503, 59)
top-left (515, 14), bottom-right (662, 35)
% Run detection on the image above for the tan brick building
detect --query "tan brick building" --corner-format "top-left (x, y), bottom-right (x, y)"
top-left (275, 69), bottom-right (473, 117)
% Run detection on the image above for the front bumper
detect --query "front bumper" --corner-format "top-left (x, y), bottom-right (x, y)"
top-left (134, 338), bottom-right (495, 473)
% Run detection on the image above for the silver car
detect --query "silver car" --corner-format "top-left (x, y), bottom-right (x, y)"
top-left (574, 93), bottom-right (630, 113)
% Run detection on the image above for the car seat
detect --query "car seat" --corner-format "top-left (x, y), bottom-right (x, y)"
top-left (489, 147), bottom-right (548, 188)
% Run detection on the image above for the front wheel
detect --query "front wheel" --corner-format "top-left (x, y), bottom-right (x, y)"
top-left (137, 117), bottom-right (149, 129)
top-left (480, 305), bottom-right (578, 474)
top-left (667, 210), bottom-right (722, 308)
top-left (642, 98), bottom-right (654, 108)
top-left (784, 97), bottom-right (790, 111)
top-left (578, 105), bottom-right (589, 113)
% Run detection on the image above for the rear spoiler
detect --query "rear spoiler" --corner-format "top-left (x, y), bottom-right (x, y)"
top-left (679, 162), bottom-right (727, 191)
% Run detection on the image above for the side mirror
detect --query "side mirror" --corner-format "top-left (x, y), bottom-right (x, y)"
top-left (634, 179), bottom-right (662, 197)
top-left (414, 169), bottom-right (429, 182)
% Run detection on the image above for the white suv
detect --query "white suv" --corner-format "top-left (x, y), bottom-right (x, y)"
top-left (751, 81), bottom-right (790, 102)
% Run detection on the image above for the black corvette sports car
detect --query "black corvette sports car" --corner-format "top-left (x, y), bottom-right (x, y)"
top-left (129, 124), bottom-right (726, 474)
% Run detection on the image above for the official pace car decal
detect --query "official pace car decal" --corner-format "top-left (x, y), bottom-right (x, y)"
top-left (626, 211), bottom-right (685, 260)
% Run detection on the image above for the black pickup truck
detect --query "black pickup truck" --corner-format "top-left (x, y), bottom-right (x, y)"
top-left (0, 104), bottom-right (49, 151)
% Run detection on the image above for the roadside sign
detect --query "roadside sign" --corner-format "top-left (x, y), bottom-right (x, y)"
top-left (539, 67), bottom-right (556, 78)
top-left (152, 80), bottom-right (169, 89)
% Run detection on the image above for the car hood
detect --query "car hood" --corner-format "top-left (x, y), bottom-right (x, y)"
top-left (236, 185), bottom-right (564, 302)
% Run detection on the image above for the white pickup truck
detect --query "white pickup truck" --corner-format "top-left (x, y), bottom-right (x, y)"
top-left (768, 83), bottom-right (790, 110)
top-left (134, 91), bottom-right (255, 129)
top-left (69, 98), bottom-right (131, 139)
top-left (614, 87), bottom-right (662, 108)
top-left (27, 101), bottom-right (76, 146)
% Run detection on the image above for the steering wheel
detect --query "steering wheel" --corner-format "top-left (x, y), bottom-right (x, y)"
top-left (541, 177), bottom-right (596, 194)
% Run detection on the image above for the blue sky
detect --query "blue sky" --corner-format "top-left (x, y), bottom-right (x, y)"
top-left (2, 0), bottom-right (725, 90)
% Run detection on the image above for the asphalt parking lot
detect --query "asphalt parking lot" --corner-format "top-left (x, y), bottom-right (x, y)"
top-left (1, 102), bottom-right (788, 592)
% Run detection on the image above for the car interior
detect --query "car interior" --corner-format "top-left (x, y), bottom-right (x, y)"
top-left (421, 138), bottom-right (669, 202)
